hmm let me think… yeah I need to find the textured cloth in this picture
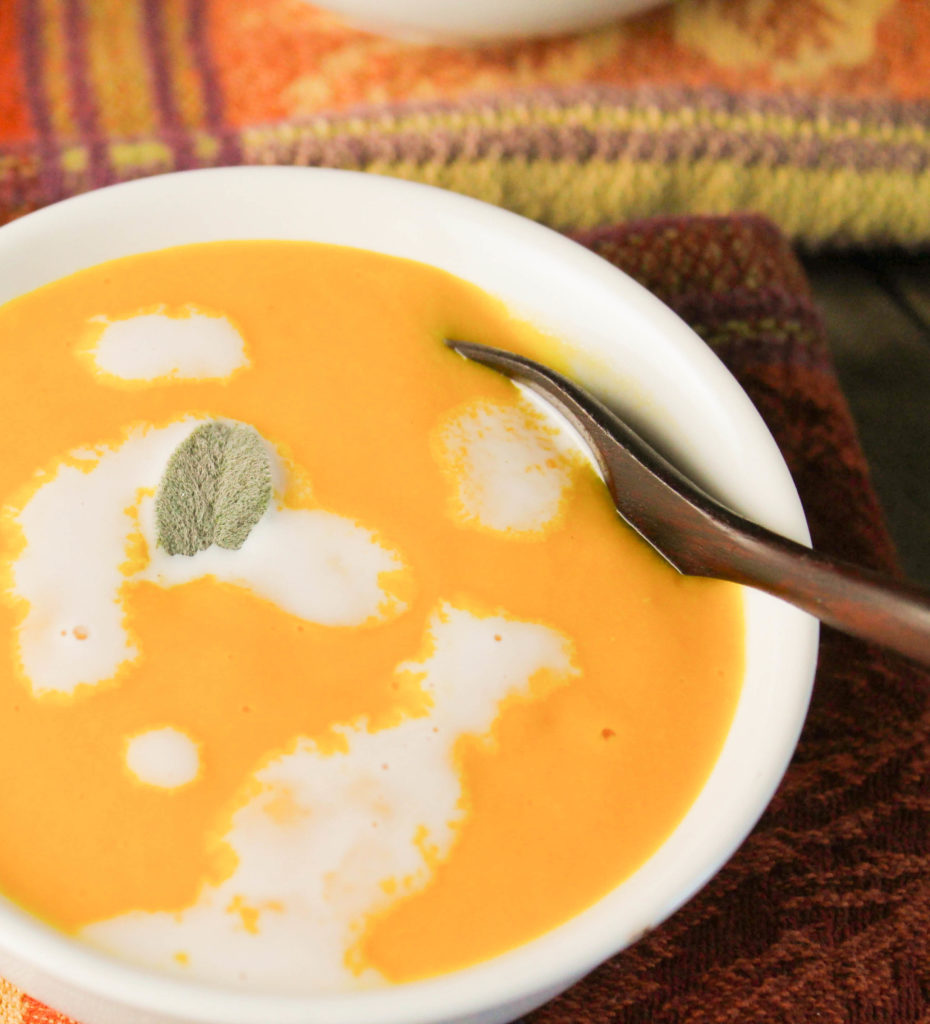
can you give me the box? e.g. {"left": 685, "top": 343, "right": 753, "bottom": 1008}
{"left": 1, "top": 213, "right": 928, "bottom": 1023}
{"left": 1, "top": 0, "right": 930, "bottom": 247}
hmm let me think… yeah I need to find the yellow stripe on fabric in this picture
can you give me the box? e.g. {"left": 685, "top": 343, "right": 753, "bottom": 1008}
{"left": 37, "top": 0, "right": 74, "bottom": 139}
{"left": 10, "top": 128, "right": 930, "bottom": 248}
{"left": 426, "top": 160, "right": 930, "bottom": 246}
{"left": 245, "top": 100, "right": 930, "bottom": 153}
{"left": 240, "top": 130, "right": 930, "bottom": 247}
{"left": 575, "top": 104, "right": 930, "bottom": 148}
{"left": 0, "top": 977, "right": 23, "bottom": 1024}
{"left": 84, "top": 0, "right": 158, "bottom": 138}
{"left": 109, "top": 139, "right": 175, "bottom": 173}
{"left": 59, "top": 145, "right": 87, "bottom": 173}
{"left": 16, "top": 139, "right": 174, "bottom": 196}
{"left": 192, "top": 132, "right": 223, "bottom": 161}
{"left": 161, "top": 0, "right": 208, "bottom": 130}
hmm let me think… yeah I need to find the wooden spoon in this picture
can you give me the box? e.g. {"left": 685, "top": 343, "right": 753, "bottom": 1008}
{"left": 447, "top": 339, "right": 930, "bottom": 666}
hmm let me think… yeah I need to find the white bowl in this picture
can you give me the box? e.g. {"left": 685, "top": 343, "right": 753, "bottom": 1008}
{"left": 304, "top": 0, "right": 665, "bottom": 43}
{"left": 0, "top": 168, "right": 818, "bottom": 1024}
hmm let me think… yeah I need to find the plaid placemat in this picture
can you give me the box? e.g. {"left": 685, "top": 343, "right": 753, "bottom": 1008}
{"left": 1, "top": 0, "right": 930, "bottom": 247}
{"left": 1, "top": 212, "right": 927, "bottom": 1023}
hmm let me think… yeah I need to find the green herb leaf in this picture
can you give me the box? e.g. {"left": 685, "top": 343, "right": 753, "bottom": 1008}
{"left": 155, "top": 421, "right": 273, "bottom": 556}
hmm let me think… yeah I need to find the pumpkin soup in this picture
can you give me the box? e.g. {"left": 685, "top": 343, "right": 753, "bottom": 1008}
{"left": 0, "top": 241, "right": 743, "bottom": 991}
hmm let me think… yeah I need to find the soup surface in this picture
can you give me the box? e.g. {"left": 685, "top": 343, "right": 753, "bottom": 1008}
{"left": 0, "top": 241, "right": 743, "bottom": 992}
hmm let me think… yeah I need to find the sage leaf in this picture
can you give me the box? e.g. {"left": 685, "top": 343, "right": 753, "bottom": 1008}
{"left": 155, "top": 421, "right": 273, "bottom": 556}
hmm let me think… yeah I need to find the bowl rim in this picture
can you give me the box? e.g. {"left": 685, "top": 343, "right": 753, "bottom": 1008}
{"left": 0, "top": 167, "right": 819, "bottom": 1024}
{"left": 303, "top": 0, "right": 664, "bottom": 43}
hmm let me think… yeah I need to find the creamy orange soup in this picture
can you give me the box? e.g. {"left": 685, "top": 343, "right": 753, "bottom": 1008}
{"left": 0, "top": 241, "right": 743, "bottom": 991}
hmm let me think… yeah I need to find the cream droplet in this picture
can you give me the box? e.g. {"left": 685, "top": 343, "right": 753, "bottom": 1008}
{"left": 85, "top": 309, "right": 249, "bottom": 382}
{"left": 125, "top": 727, "right": 201, "bottom": 789}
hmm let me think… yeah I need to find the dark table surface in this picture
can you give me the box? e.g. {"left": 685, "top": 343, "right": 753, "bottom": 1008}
{"left": 804, "top": 252, "right": 930, "bottom": 587}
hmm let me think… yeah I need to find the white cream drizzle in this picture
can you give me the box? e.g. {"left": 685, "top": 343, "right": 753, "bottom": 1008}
{"left": 81, "top": 604, "right": 577, "bottom": 992}
{"left": 81, "top": 308, "right": 250, "bottom": 383}
{"left": 7, "top": 419, "right": 408, "bottom": 696}
{"left": 2, "top": 333, "right": 592, "bottom": 991}
{"left": 433, "top": 397, "right": 577, "bottom": 535}
{"left": 125, "top": 727, "right": 201, "bottom": 789}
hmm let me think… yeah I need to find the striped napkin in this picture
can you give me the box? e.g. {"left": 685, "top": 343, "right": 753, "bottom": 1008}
{"left": 1, "top": 0, "right": 929, "bottom": 247}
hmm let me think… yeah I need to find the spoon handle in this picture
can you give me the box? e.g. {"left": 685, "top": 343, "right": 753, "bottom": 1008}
{"left": 446, "top": 339, "right": 930, "bottom": 666}
{"left": 718, "top": 525, "right": 930, "bottom": 664}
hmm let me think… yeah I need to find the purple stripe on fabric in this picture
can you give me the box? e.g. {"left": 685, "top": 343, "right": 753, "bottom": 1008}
{"left": 17, "top": 0, "right": 62, "bottom": 199}
{"left": 283, "top": 83, "right": 930, "bottom": 149}
{"left": 141, "top": 0, "right": 193, "bottom": 168}
{"left": 333, "top": 83, "right": 930, "bottom": 135}
{"left": 62, "top": 0, "right": 110, "bottom": 186}
{"left": 186, "top": 0, "right": 239, "bottom": 165}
